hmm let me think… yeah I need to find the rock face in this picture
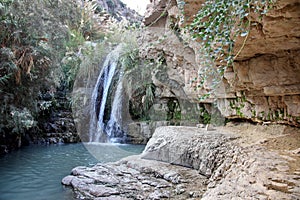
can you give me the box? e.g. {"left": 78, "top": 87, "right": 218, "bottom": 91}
{"left": 120, "top": 52, "right": 201, "bottom": 144}
{"left": 141, "top": 126, "right": 237, "bottom": 177}
{"left": 96, "top": 0, "right": 142, "bottom": 22}
{"left": 139, "top": 0, "right": 300, "bottom": 126}
{"left": 38, "top": 86, "right": 80, "bottom": 144}
{"left": 126, "top": 121, "right": 169, "bottom": 144}
{"left": 222, "top": 0, "right": 300, "bottom": 125}
{"left": 62, "top": 125, "right": 300, "bottom": 199}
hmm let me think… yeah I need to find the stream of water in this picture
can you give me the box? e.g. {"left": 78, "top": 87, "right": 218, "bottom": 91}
{"left": 0, "top": 143, "right": 145, "bottom": 200}
{"left": 88, "top": 44, "right": 129, "bottom": 143}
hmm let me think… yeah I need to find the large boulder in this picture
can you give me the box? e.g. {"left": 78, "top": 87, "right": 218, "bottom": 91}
{"left": 63, "top": 125, "right": 300, "bottom": 199}
{"left": 141, "top": 126, "right": 237, "bottom": 177}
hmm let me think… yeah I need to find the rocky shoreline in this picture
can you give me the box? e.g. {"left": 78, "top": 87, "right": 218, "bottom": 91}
{"left": 62, "top": 124, "right": 300, "bottom": 199}
{"left": 62, "top": 155, "right": 208, "bottom": 200}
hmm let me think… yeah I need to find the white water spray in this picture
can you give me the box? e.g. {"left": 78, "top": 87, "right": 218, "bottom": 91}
{"left": 89, "top": 45, "right": 125, "bottom": 142}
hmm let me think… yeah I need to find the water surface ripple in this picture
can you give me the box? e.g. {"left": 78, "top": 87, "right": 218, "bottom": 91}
{"left": 0, "top": 143, "right": 144, "bottom": 200}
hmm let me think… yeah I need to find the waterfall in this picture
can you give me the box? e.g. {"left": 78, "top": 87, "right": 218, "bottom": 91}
{"left": 89, "top": 44, "right": 125, "bottom": 143}
{"left": 105, "top": 67, "right": 125, "bottom": 143}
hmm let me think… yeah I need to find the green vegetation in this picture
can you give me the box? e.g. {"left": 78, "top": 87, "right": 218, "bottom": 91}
{"left": 199, "top": 106, "right": 211, "bottom": 124}
{"left": 120, "top": 47, "right": 140, "bottom": 72}
{"left": 185, "top": 0, "right": 275, "bottom": 98}
{"left": 229, "top": 97, "right": 246, "bottom": 118}
{"left": 0, "top": 0, "right": 76, "bottom": 139}
{"left": 128, "top": 82, "right": 156, "bottom": 121}
{"left": 0, "top": 0, "right": 138, "bottom": 150}
{"left": 167, "top": 99, "right": 181, "bottom": 121}
{"left": 144, "top": 83, "right": 156, "bottom": 111}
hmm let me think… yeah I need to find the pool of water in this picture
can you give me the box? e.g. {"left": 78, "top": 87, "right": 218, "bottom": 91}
{"left": 0, "top": 143, "right": 145, "bottom": 200}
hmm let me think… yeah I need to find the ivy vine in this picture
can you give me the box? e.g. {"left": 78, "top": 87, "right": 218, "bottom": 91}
{"left": 185, "top": 0, "right": 275, "bottom": 98}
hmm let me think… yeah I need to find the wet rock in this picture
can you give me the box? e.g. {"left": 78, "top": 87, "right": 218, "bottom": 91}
{"left": 38, "top": 85, "right": 80, "bottom": 145}
{"left": 62, "top": 175, "right": 74, "bottom": 185}
{"left": 0, "top": 145, "right": 8, "bottom": 155}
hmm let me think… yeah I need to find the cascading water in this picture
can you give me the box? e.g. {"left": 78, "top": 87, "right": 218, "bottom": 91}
{"left": 105, "top": 67, "right": 125, "bottom": 143}
{"left": 89, "top": 44, "right": 126, "bottom": 143}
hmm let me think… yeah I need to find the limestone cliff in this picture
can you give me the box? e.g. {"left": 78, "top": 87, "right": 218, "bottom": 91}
{"left": 96, "top": 0, "right": 142, "bottom": 22}
{"left": 139, "top": 0, "right": 300, "bottom": 126}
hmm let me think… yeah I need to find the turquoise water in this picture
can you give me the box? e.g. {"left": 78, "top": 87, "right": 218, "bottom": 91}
{"left": 0, "top": 143, "right": 145, "bottom": 200}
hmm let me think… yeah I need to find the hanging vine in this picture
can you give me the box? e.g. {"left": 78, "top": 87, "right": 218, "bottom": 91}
{"left": 185, "top": 0, "right": 275, "bottom": 97}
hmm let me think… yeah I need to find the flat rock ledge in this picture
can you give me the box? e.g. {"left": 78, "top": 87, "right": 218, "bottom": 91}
{"left": 62, "top": 155, "right": 207, "bottom": 200}
{"left": 62, "top": 126, "right": 300, "bottom": 199}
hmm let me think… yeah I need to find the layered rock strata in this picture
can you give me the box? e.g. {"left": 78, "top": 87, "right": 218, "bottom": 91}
{"left": 139, "top": 0, "right": 300, "bottom": 126}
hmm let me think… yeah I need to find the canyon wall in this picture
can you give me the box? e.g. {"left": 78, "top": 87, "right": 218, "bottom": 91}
{"left": 139, "top": 0, "right": 300, "bottom": 126}
{"left": 96, "top": 0, "right": 142, "bottom": 22}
